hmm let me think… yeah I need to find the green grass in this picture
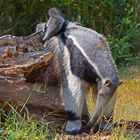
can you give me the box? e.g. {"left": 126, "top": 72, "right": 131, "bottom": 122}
{"left": 0, "top": 102, "right": 65, "bottom": 140}
{"left": 0, "top": 109, "right": 136, "bottom": 140}
{"left": 0, "top": 109, "right": 48, "bottom": 140}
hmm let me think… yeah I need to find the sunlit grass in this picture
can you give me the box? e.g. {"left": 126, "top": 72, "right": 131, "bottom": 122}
{"left": 87, "top": 68, "right": 140, "bottom": 121}
{"left": 114, "top": 79, "right": 140, "bottom": 121}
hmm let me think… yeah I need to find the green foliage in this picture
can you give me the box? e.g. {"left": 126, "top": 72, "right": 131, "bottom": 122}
{"left": 0, "top": 0, "right": 139, "bottom": 66}
{"left": 110, "top": 37, "right": 134, "bottom": 65}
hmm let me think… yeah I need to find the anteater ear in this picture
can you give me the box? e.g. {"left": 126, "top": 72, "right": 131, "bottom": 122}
{"left": 104, "top": 79, "right": 111, "bottom": 86}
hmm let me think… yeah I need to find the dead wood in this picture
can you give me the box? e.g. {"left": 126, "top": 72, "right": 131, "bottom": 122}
{"left": 0, "top": 31, "right": 66, "bottom": 128}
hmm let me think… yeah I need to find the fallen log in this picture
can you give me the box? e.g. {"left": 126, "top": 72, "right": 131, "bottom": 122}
{"left": 0, "top": 30, "right": 67, "bottom": 130}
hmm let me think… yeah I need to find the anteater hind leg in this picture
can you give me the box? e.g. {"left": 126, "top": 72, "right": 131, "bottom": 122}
{"left": 81, "top": 83, "right": 91, "bottom": 123}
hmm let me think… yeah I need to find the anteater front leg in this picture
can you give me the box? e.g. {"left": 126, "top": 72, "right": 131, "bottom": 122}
{"left": 62, "top": 73, "right": 84, "bottom": 135}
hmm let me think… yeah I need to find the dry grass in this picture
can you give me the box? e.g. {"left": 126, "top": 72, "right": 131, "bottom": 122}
{"left": 86, "top": 67, "right": 140, "bottom": 121}
{"left": 114, "top": 79, "right": 140, "bottom": 121}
